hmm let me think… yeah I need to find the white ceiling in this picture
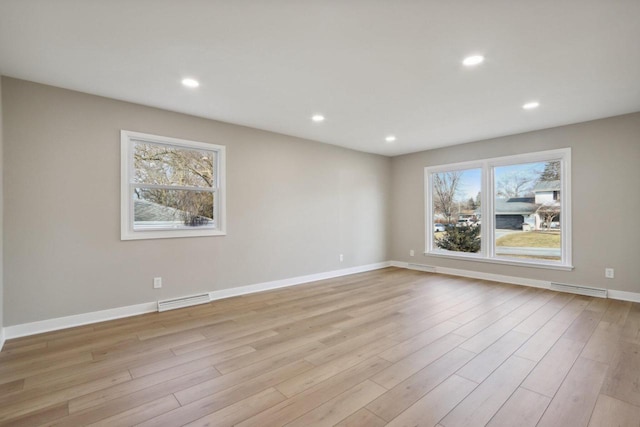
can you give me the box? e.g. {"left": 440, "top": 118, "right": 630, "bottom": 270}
{"left": 1, "top": 0, "right": 639, "bottom": 156}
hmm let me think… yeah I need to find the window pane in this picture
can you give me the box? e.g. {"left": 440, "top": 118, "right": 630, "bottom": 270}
{"left": 494, "top": 160, "right": 561, "bottom": 261}
{"left": 432, "top": 168, "right": 481, "bottom": 253}
{"left": 133, "top": 188, "right": 214, "bottom": 230}
{"left": 133, "top": 142, "right": 215, "bottom": 188}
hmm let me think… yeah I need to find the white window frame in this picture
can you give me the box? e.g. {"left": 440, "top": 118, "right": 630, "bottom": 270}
{"left": 425, "top": 148, "right": 572, "bottom": 271}
{"left": 121, "top": 130, "right": 226, "bottom": 240}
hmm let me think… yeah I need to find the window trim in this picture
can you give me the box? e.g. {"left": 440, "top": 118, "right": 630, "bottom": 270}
{"left": 120, "top": 130, "right": 227, "bottom": 240}
{"left": 424, "top": 148, "right": 572, "bottom": 270}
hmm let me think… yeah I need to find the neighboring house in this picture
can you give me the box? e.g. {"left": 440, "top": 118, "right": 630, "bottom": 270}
{"left": 134, "top": 198, "right": 183, "bottom": 222}
{"left": 494, "top": 197, "right": 539, "bottom": 229}
{"left": 492, "top": 180, "right": 561, "bottom": 230}
{"left": 533, "top": 180, "right": 560, "bottom": 204}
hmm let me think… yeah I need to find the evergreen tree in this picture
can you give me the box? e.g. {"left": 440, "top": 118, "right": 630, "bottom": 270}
{"left": 436, "top": 225, "right": 481, "bottom": 253}
{"left": 539, "top": 161, "right": 561, "bottom": 182}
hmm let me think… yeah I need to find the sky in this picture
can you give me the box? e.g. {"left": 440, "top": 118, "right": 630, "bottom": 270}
{"left": 454, "top": 161, "right": 545, "bottom": 200}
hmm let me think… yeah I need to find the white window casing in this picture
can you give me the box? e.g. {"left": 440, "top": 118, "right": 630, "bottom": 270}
{"left": 121, "top": 130, "right": 226, "bottom": 240}
{"left": 425, "top": 148, "right": 572, "bottom": 270}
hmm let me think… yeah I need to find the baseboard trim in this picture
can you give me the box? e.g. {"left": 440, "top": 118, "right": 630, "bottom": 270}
{"left": 2, "top": 261, "right": 391, "bottom": 341}
{"left": 607, "top": 289, "right": 640, "bottom": 303}
{"left": 208, "top": 261, "right": 390, "bottom": 302}
{"left": 3, "top": 302, "right": 158, "bottom": 341}
{"left": 391, "top": 260, "right": 640, "bottom": 303}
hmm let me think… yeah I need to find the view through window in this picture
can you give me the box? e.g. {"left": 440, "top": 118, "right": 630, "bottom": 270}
{"left": 426, "top": 149, "right": 571, "bottom": 269}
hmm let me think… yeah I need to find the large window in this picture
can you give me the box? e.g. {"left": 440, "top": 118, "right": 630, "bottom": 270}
{"left": 121, "top": 131, "right": 226, "bottom": 240}
{"left": 425, "top": 148, "right": 571, "bottom": 270}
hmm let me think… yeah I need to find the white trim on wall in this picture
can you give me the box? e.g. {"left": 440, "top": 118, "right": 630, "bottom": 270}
{"left": 1, "top": 261, "right": 391, "bottom": 342}
{"left": 390, "top": 260, "right": 640, "bottom": 302}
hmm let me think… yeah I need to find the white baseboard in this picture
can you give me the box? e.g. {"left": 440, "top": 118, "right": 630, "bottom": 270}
{"left": 607, "top": 289, "right": 640, "bottom": 303}
{"left": 3, "top": 302, "right": 158, "bottom": 341}
{"left": 391, "top": 260, "right": 640, "bottom": 303}
{"left": 1, "top": 261, "right": 391, "bottom": 342}
{"left": 208, "top": 261, "right": 390, "bottom": 302}
{"left": 0, "top": 328, "right": 5, "bottom": 352}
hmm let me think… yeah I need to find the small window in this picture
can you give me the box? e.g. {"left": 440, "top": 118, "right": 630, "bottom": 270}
{"left": 121, "top": 130, "right": 226, "bottom": 240}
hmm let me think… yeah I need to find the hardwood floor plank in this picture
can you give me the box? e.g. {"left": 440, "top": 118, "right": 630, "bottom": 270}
{"left": 68, "top": 355, "right": 219, "bottom": 413}
{"left": 456, "top": 330, "right": 530, "bottom": 384}
{"left": 485, "top": 387, "right": 550, "bottom": 427}
{"left": 373, "top": 333, "right": 467, "bottom": 389}
{"left": 48, "top": 368, "right": 221, "bottom": 426}
{"left": 385, "top": 374, "right": 477, "bottom": 427}
{"left": 285, "top": 380, "right": 386, "bottom": 427}
{"left": 236, "top": 357, "right": 391, "bottom": 427}
{"left": 140, "top": 360, "right": 313, "bottom": 426}
{"left": 581, "top": 321, "right": 624, "bottom": 364}
{"left": 0, "top": 403, "right": 68, "bottom": 427}
{"left": 183, "top": 387, "right": 287, "bottom": 427}
{"left": 439, "top": 355, "right": 535, "bottom": 427}
{"left": 173, "top": 342, "right": 323, "bottom": 405}
{"left": 367, "top": 347, "right": 476, "bottom": 422}
{"left": 86, "top": 395, "right": 180, "bottom": 426}
{"left": 335, "top": 408, "right": 387, "bottom": 427}
{"left": 588, "top": 394, "right": 640, "bottom": 427}
{"left": 536, "top": 357, "right": 608, "bottom": 427}
{"left": 521, "top": 337, "right": 584, "bottom": 397}
{"left": 278, "top": 338, "right": 396, "bottom": 397}
{"left": 600, "top": 340, "right": 640, "bottom": 406}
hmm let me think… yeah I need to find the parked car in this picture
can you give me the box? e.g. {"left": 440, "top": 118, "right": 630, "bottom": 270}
{"left": 434, "top": 223, "right": 446, "bottom": 232}
{"left": 456, "top": 218, "right": 472, "bottom": 227}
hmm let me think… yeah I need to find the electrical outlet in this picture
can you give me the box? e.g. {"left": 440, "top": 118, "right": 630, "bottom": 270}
{"left": 339, "top": 254, "right": 344, "bottom": 262}
{"left": 153, "top": 277, "right": 162, "bottom": 288}
{"left": 409, "top": 250, "right": 415, "bottom": 256}
{"left": 605, "top": 268, "right": 614, "bottom": 279}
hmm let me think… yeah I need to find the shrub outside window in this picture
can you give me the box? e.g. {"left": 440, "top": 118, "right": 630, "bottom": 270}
{"left": 121, "top": 130, "right": 226, "bottom": 240}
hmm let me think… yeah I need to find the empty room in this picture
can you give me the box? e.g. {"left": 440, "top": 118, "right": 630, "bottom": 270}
{"left": 0, "top": 1, "right": 639, "bottom": 426}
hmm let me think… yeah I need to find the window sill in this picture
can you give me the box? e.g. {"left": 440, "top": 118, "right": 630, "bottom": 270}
{"left": 423, "top": 251, "right": 574, "bottom": 271}
{"left": 121, "top": 229, "right": 227, "bottom": 241}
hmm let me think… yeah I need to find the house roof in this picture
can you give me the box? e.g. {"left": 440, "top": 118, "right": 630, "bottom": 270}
{"left": 495, "top": 198, "right": 538, "bottom": 215}
{"left": 134, "top": 199, "right": 182, "bottom": 221}
{"left": 533, "top": 180, "right": 560, "bottom": 192}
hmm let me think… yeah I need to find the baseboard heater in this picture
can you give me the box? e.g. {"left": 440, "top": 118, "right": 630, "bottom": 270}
{"left": 550, "top": 282, "right": 607, "bottom": 298}
{"left": 157, "top": 293, "right": 211, "bottom": 312}
{"left": 407, "top": 263, "right": 437, "bottom": 273}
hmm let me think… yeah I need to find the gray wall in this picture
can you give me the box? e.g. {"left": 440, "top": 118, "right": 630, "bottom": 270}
{"left": 390, "top": 112, "right": 640, "bottom": 293}
{"left": 2, "top": 77, "right": 391, "bottom": 326}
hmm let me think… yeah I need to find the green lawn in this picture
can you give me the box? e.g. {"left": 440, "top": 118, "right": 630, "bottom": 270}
{"left": 496, "top": 231, "right": 560, "bottom": 248}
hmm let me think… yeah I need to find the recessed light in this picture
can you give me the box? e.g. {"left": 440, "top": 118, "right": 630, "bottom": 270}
{"left": 462, "top": 55, "right": 484, "bottom": 67}
{"left": 522, "top": 101, "right": 540, "bottom": 110}
{"left": 385, "top": 135, "right": 397, "bottom": 143}
{"left": 181, "top": 78, "right": 200, "bottom": 88}
{"left": 311, "top": 114, "right": 325, "bottom": 123}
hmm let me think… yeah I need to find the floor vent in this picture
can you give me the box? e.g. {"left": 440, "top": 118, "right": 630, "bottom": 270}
{"left": 157, "top": 293, "right": 211, "bottom": 312}
{"left": 407, "top": 263, "right": 437, "bottom": 273}
{"left": 550, "top": 282, "right": 607, "bottom": 298}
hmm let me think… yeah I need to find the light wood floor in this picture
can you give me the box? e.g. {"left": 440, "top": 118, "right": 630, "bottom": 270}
{"left": 1, "top": 268, "right": 640, "bottom": 426}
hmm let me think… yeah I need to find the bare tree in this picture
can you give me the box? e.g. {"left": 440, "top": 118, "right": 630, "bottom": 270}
{"left": 496, "top": 170, "right": 536, "bottom": 198}
{"left": 536, "top": 201, "right": 560, "bottom": 230}
{"left": 433, "top": 171, "right": 463, "bottom": 222}
{"left": 134, "top": 143, "right": 215, "bottom": 223}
